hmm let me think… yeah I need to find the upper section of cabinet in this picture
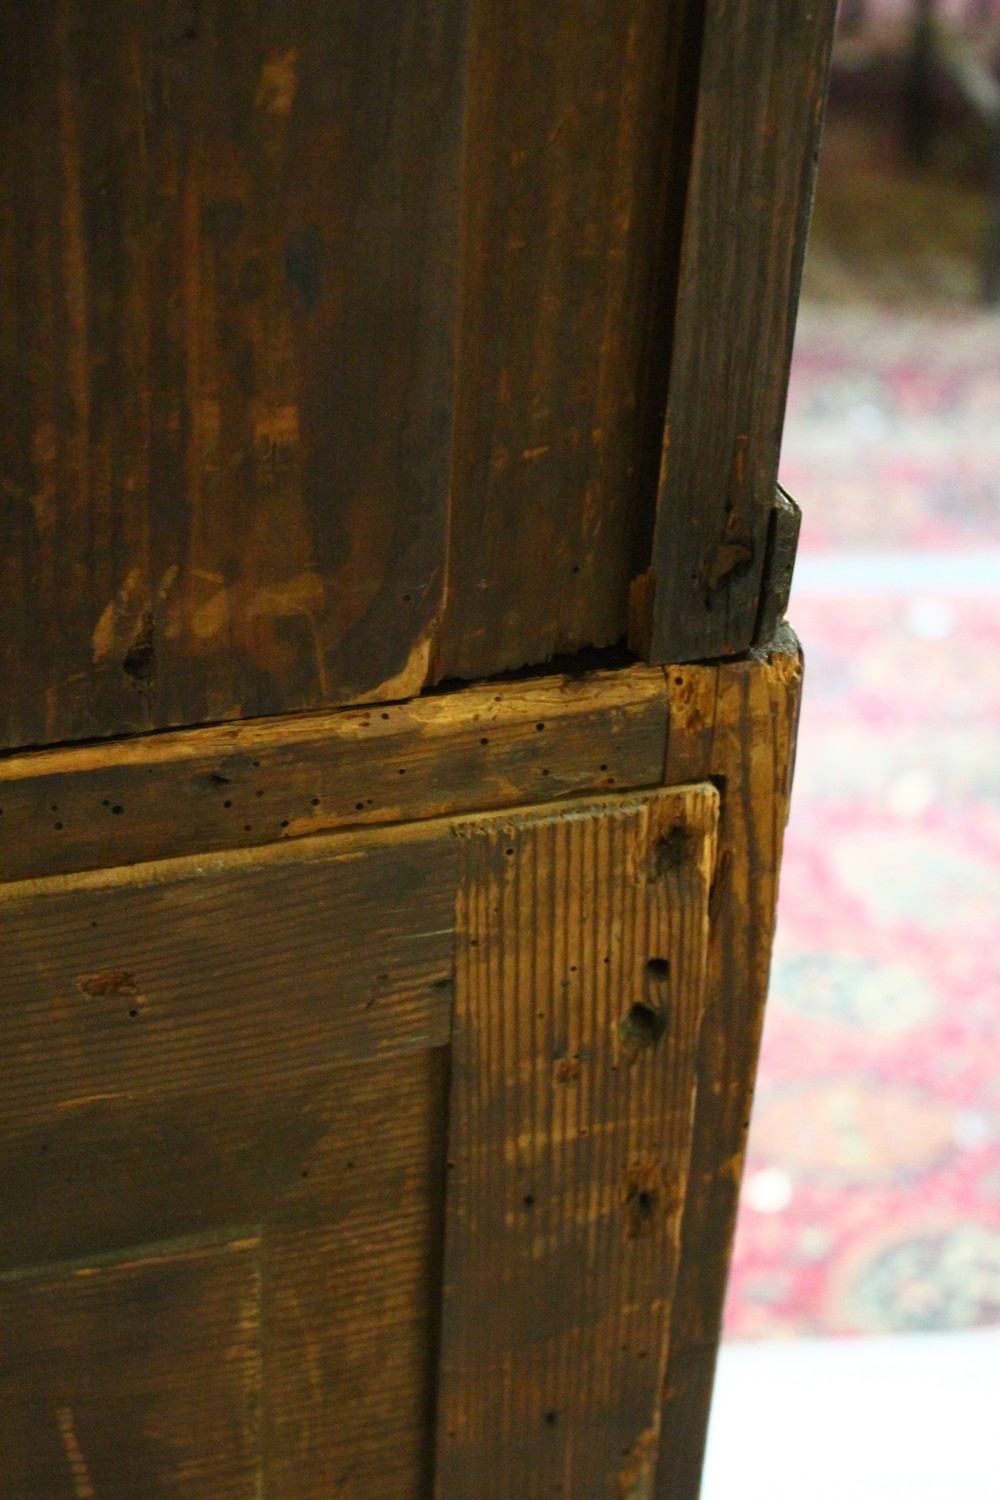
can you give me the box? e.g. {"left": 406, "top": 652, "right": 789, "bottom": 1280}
{"left": 0, "top": 0, "right": 834, "bottom": 750}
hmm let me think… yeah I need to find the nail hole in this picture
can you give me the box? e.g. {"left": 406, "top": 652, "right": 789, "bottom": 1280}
{"left": 311, "top": 797, "right": 320, "bottom": 806}
{"left": 619, "top": 1001, "right": 665, "bottom": 1052}
{"left": 646, "top": 957, "right": 670, "bottom": 982}
{"left": 523, "top": 1194, "right": 535, "bottom": 1208}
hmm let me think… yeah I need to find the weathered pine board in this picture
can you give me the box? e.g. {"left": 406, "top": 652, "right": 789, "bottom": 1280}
{"left": 655, "top": 626, "right": 802, "bottom": 1499}
{"left": 0, "top": 1238, "right": 263, "bottom": 1500}
{"left": 435, "top": 785, "right": 718, "bottom": 1498}
{"left": 630, "top": 0, "right": 836, "bottom": 664}
{"left": 0, "top": 666, "right": 668, "bottom": 882}
{"left": 262, "top": 1048, "right": 450, "bottom": 1499}
{"left": 0, "top": 820, "right": 455, "bottom": 1122}
{"left": 0, "top": 1048, "right": 450, "bottom": 1500}
{"left": 0, "top": 1, "right": 831, "bottom": 752}
{"left": 0, "top": 0, "right": 468, "bottom": 749}
{"left": 0, "top": 640, "right": 803, "bottom": 1496}
{"left": 432, "top": 0, "right": 692, "bottom": 683}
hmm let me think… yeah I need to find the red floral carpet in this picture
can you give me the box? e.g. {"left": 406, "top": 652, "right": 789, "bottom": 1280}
{"left": 724, "top": 302, "right": 1000, "bottom": 1338}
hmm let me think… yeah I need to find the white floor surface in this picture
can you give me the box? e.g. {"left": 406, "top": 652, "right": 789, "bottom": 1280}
{"left": 702, "top": 1327, "right": 1000, "bottom": 1499}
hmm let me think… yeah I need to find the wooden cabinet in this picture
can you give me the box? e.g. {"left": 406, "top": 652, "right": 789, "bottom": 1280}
{"left": 0, "top": 2, "right": 832, "bottom": 1495}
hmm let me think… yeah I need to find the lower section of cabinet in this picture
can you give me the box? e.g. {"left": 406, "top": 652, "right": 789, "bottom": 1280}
{"left": 0, "top": 628, "right": 801, "bottom": 1499}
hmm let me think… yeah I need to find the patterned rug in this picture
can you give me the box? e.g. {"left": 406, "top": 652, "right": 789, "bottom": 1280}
{"left": 724, "top": 292, "right": 1000, "bottom": 1337}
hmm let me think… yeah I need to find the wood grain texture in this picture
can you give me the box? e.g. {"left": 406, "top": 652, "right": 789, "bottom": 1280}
{"left": 655, "top": 626, "right": 803, "bottom": 1499}
{"left": 0, "top": 645, "right": 802, "bottom": 1493}
{"left": 0, "top": 1237, "right": 263, "bottom": 1499}
{"left": 264, "top": 1050, "right": 449, "bottom": 1499}
{"left": 0, "top": 0, "right": 467, "bottom": 750}
{"left": 0, "top": 821, "right": 456, "bottom": 1122}
{"left": 0, "top": 665, "right": 668, "bottom": 882}
{"left": 432, "top": 0, "right": 690, "bottom": 682}
{"left": 435, "top": 785, "right": 718, "bottom": 1499}
{"left": 0, "top": 994, "right": 449, "bottom": 1495}
{"left": 631, "top": 0, "right": 836, "bottom": 663}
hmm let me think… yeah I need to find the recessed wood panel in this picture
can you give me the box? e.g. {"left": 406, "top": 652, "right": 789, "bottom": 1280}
{"left": 0, "top": 1238, "right": 263, "bottom": 1499}
{"left": 264, "top": 1055, "right": 449, "bottom": 1498}
{"left": 0, "top": 821, "right": 456, "bottom": 1122}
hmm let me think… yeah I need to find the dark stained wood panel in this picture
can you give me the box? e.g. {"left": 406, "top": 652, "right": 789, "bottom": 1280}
{"left": 0, "top": 1044, "right": 449, "bottom": 1497}
{"left": 632, "top": 0, "right": 836, "bottom": 663}
{"left": 0, "top": 821, "right": 456, "bottom": 1122}
{"left": 0, "top": 665, "right": 668, "bottom": 882}
{"left": 435, "top": 785, "right": 717, "bottom": 1497}
{"left": 433, "top": 0, "right": 690, "bottom": 682}
{"left": 264, "top": 1051, "right": 450, "bottom": 1498}
{"left": 0, "top": 0, "right": 468, "bottom": 750}
{"left": 0, "top": 1238, "right": 263, "bottom": 1499}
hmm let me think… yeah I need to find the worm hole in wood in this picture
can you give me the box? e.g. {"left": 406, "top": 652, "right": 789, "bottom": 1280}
{"left": 122, "top": 611, "right": 155, "bottom": 691}
{"left": 654, "top": 823, "right": 693, "bottom": 875}
{"left": 618, "top": 1001, "right": 665, "bottom": 1058}
{"left": 645, "top": 957, "right": 670, "bottom": 983}
{"left": 622, "top": 1161, "right": 665, "bottom": 1240}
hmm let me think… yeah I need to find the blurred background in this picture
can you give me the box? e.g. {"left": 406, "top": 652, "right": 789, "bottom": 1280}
{"left": 703, "top": 2, "right": 1000, "bottom": 1494}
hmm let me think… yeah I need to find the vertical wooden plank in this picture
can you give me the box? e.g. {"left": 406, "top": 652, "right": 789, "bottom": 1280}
{"left": 655, "top": 628, "right": 802, "bottom": 1499}
{"left": 631, "top": 0, "right": 836, "bottom": 664}
{"left": 0, "top": 0, "right": 468, "bottom": 750}
{"left": 433, "top": 0, "right": 691, "bottom": 682}
{"left": 435, "top": 785, "right": 718, "bottom": 1498}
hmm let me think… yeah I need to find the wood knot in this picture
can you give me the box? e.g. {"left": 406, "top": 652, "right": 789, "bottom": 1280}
{"left": 76, "top": 971, "right": 138, "bottom": 998}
